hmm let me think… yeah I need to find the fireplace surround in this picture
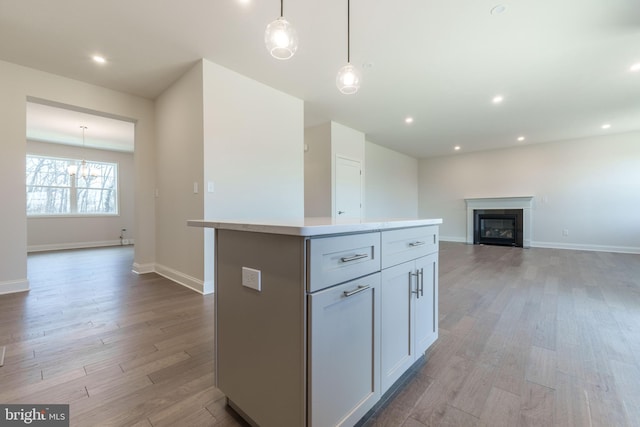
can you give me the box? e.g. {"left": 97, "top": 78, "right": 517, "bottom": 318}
{"left": 464, "top": 196, "right": 534, "bottom": 248}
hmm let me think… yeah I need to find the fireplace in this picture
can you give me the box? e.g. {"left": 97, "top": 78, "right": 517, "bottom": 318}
{"left": 464, "top": 197, "right": 534, "bottom": 248}
{"left": 473, "top": 210, "right": 523, "bottom": 247}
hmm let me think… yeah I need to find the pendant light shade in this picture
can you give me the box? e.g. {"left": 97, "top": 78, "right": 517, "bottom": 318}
{"left": 336, "top": 0, "right": 360, "bottom": 94}
{"left": 336, "top": 63, "right": 361, "bottom": 95}
{"left": 265, "top": 1, "right": 298, "bottom": 60}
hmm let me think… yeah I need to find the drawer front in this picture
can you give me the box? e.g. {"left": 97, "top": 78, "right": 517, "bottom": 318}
{"left": 308, "top": 232, "right": 381, "bottom": 292}
{"left": 381, "top": 226, "right": 438, "bottom": 269}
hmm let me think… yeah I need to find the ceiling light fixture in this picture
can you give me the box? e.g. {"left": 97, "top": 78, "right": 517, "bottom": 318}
{"left": 68, "top": 126, "right": 96, "bottom": 178}
{"left": 490, "top": 5, "right": 507, "bottom": 15}
{"left": 517, "top": 136, "right": 525, "bottom": 142}
{"left": 601, "top": 123, "right": 611, "bottom": 129}
{"left": 492, "top": 95, "right": 504, "bottom": 104}
{"left": 264, "top": 0, "right": 298, "bottom": 60}
{"left": 630, "top": 63, "right": 640, "bottom": 72}
{"left": 405, "top": 117, "right": 414, "bottom": 124}
{"left": 454, "top": 146, "right": 461, "bottom": 151}
{"left": 336, "top": 0, "right": 361, "bottom": 95}
{"left": 92, "top": 55, "right": 106, "bottom": 64}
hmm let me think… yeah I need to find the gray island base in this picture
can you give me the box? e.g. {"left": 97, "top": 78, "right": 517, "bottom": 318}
{"left": 188, "top": 218, "right": 442, "bottom": 427}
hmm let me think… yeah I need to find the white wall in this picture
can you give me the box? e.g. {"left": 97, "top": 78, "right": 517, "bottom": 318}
{"left": 203, "top": 59, "right": 304, "bottom": 221}
{"left": 153, "top": 59, "right": 304, "bottom": 294}
{"left": 0, "top": 59, "right": 155, "bottom": 295}
{"left": 203, "top": 59, "right": 304, "bottom": 293}
{"left": 418, "top": 132, "right": 640, "bottom": 253}
{"left": 154, "top": 61, "right": 205, "bottom": 292}
{"left": 304, "top": 123, "right": 332, "bottom": 217}
{"left": 365, "top": 141, "right": 418, "bottom": 218}
{"left": 26, "top": 140, "right": 135, "bottom": 251}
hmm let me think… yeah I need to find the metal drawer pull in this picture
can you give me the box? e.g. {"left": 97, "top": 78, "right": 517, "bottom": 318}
{"left": 409, "top": 241, "right": 425, "bottom": 247}
{"left": 343, "top": 285, "right": 370, "bottom": 297}
{"left": 419, "top": 268, "right": 424, "bottom": 297}
{"left": 340, "top": 253, "right": 368, "bottom": 263}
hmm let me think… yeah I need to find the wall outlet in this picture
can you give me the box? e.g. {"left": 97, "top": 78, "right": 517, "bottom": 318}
{"left": 562, "top": 229, "right": 569, "bottom": 237}
{"left": 242, "top": 267, "right": 261, "bottom": 291}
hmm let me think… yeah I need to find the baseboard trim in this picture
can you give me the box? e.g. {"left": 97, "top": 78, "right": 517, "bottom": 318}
{"left": 28, "top": 240, "right": 133, "bottom": 253}
{"left": 0, "top": 278, "right": 29, "bottom": 295}
{"left": 531, "top": 241, "right": 640, "bottom": 254}
{"left": 132, "top": 262, "right": 155, "bottom": 275}
{"left": 439, "top": 236, "right": 466, "bottom": 243}
{"left": 155, "top": 263, "right": 205, "bottom": 294}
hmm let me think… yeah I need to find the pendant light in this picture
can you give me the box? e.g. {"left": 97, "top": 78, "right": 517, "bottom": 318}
{"left": 265, "top": 0, "right": 298, "bottom": 60}
{"left": 336, "top": 0, "right": 361, "bottom": 94}
{"left": 68, "top": 126, "right": 94, "bottom": 178}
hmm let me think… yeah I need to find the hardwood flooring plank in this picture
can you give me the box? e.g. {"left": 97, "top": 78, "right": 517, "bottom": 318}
{"left": 519, "top": 381, "right": 555, "bottom": 427}
{"left": 525, "top": 345, "right": 557, "bottom": 389}
{"left": 477, "top": 386, "right": 520, "bottom": 427}
{"left": 0, "top": 243, "right": 637, "bottom": 426}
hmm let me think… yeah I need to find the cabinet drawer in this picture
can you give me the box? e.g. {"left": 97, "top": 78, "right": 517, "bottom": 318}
{"left": 381, "top": 226, "right": 438, "bottom": 269}
{"left": 308, "top": 232, "right": 381, "bottom": 292}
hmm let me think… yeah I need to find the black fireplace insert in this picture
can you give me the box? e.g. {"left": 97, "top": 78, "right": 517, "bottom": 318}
{"left": 473, "top": 209, "right": 523, "bottom": 247}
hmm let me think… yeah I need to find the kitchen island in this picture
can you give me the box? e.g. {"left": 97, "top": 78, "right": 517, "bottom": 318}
{"left": 188, "top": 218, "right": 442, "bottom": 427}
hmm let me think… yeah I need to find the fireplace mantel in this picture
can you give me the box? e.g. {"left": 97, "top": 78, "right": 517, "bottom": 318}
{"left": 464, "top": 196, "right": 534, "bottom": 248}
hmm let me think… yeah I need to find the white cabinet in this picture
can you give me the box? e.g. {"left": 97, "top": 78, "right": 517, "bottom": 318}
{"left": 207, "top": 221, "right": 440, "bottom": 427}
{"left": 308, "top": 273, "right": 381, "bottom": 427}
{"left": 380, "top": 227, "right": 439, "bottom": 393}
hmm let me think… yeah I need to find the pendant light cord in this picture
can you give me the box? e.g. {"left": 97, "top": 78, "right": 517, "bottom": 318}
{"left": 280, "top": 0, "right": 284, "bottom": 17}
{"left": 347, "top": 0, "right": 351, "bottom": 63}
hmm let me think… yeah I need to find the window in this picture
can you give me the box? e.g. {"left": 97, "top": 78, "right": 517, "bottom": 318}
{"left": 26, "top": 155, "right": 118, "bottom": 216}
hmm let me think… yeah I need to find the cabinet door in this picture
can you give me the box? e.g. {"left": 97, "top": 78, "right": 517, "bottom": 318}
{"left": 414, "top": 253, "right": 438, "bottom": 355}
{"left": 380, "top": 261, "right": 416, "bottom": 393}
{"left": 308, "top": 273, "right": 380, "bottom": 427}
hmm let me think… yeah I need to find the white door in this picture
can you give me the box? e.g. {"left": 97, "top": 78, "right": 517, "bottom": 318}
{"left": 335, "top": 156, "right": 362, "bottom": 219}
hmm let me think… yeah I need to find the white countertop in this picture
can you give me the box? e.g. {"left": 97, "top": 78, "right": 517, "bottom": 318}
{"left": 187, "top": 217, "right": 442, "bottom": 237}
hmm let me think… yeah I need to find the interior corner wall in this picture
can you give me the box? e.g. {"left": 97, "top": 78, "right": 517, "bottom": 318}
{"left": 154, "top": 61, "right": 205, "bottom": 293}
{"left": 26, "top": 140, "right": 135, "bottom": 251}
{"left": 0, "top": 59, "right": 155, "bottom": 295}
{"left": 418, "top": 132, "right": 640, "bottom": 253}
{"left": 304, "top": 123, "right": 332, "bottom": 217}
{"left": 365, "top": 141, "right": 418, "bottom": 219}
{"left": 202, "top": 59, "right": 304, "bottom": 221}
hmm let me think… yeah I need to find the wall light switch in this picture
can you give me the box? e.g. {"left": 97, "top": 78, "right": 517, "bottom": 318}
{"left": 207, "top": 181, "right": 215, "bottom": 193}
{"left": 242, "top": 267, "right": 261, "bottom": 291}
{"left": 193, "top": 182, "right": 198, "bottom": 194}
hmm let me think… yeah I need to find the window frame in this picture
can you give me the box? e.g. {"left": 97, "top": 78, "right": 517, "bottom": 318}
{"left": 26, "top": 154, "right": 120, "bottom": 218}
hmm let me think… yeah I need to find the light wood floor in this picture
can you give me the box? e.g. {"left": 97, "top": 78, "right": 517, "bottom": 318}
{"left": 1, "top": 243, "right": 639, "bottom": 426}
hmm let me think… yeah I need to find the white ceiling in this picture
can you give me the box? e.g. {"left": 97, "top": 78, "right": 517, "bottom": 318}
{"left": 2, "top": 0, "right": 640, "bottom": 158}
{"left": 26, "top": 101, "right": 135, "bottom": 152}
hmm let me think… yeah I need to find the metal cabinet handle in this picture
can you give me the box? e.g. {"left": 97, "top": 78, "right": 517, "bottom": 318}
{"left": 410, "top": 271, "right": 420, "bottom": 299}
{"left": 419, "top": 268, "right": 424, "bottom": 297}
{"left": 409, "top": 241, "right": 425, "bottom": 247}
{"left": 343, "top": 285, "right": 370, "bottom": 297}
{"left": 340, "top": 254, "right": 368, "bottom": 263}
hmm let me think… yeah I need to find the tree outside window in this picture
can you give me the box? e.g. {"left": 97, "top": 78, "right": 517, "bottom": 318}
{"left": 26, "top": 155, "right": 118, "bottom": 216}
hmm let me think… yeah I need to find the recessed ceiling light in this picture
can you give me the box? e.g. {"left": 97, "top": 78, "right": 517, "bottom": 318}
{"left": 630, "top": 63, "right": 640, "bottom": 72}
{"left": 492, "top": 95, "right": 504, "bottom": 104}
{"left": 454, "top": 146, "right": 461, "bottom": 151}
{"left": 601, "top": 123, "right": 611, "bottom": 129}
{"left": 92, "top": 55, "right": 106, "bottom": 64}
{"left": 405, "top": 117, "right": 414, "bottom": 124}
{"left": 490, "top": 5, "right": 507, "bottom": 15}
{"left": 517, "top": 136, "right": 525, "bottom": 142}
